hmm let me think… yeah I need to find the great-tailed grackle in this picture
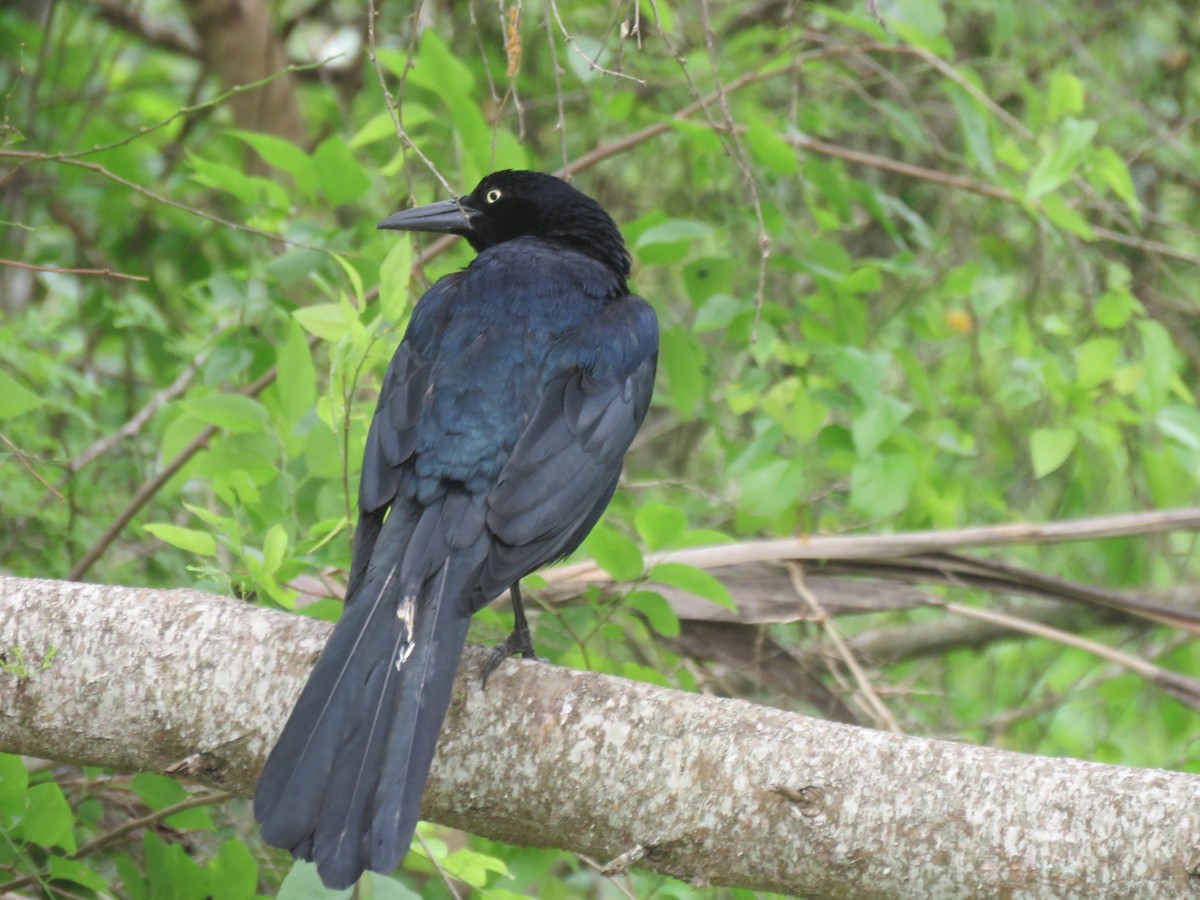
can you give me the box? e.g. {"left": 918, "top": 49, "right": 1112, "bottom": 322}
{"left": 254, "top": 170, "right": 658, "bottom": 888}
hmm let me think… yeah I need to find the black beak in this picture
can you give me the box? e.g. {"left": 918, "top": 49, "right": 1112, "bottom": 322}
{"left": 377, "top": 198, "right": 477, "bottom": 236}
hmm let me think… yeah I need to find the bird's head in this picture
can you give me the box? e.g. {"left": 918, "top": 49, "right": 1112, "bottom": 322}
{"left": 378, "top": 170, "right": 631, "bottom": 281}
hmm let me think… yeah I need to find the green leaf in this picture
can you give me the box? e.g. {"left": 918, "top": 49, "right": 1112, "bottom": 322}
{"left": 635, "top": 218, "right": 712, "bottom": 249}
{"left": 261, "top": 524, "right": 288, "bottom": 575}
{"left": 1046, "top": 70, "right": 1085, "bottom": 122}
{"left": 47, "top": 857, "right": 109, "bottom": 892}
{"left": 634, "top": 501, "right": 687, "bottom": 550}
{"left": 314, "top": 137, "right": 371, "bottom": 206}
{"left": 1040, "top": 193, "right": 1095, "bottom": 239}
{"left": 350, "top": 106, "right": 433, "bottom": 151}
{"left": 1094, "top": 288, "right": 1136, "bottom": 330}
{"left": 0, "top": 754, "right": 28, "bottom": 817}
{"left": 739, "top": 456, "right": 806, "bottom": 518}
{"left": 694, "top": 293, "right": 743, "bottom": 332}
{"left": 228, "top": 130, "right": 318, "bottom": 200}
{"left": 803, "top": 158, "right": 852, "bottom": 225}
{"left": 131, "top": 773, "right": 215, "bottom": 831}
{"left": 620, "top": 661, "right": 672, "bottom": 688}
{"left": 362, "top": 872, "right": 422, "bottom": 900}
{"left": 649, "top": 562, "right": 734, "bottom": 610}
{"left": 277, "top": 320, "right": 317, "bottom": 422}
{"left": 1074, "top": 338, "right": 1120, "bottom": 389}
{"left": 331, "top": 254, "right": 365, "bottom": 307}
{"left": 1026, "top": 118, "right": 1097, "bottom": 200}
{"left": 996, "top": 136, "right": 1031, "bottom": 172}
{"left": 1092, "top": 146, "right": 1141, "bottom": 223}
{"left": 626, "top": 589, "right": 681, "bottom": 636}
{"left": 348, "top": 110, "right": 397, "bottom": 150}
{"left": 795, "top": 237, "right": 853, "bottom": 280}
{"left": 659, "top": 326, "right": 706, "bottom": 417}
{"left": 182, "top": 502, "right": 240, "bottom": 541}
{"left": 582, "top": 525, "right": 644, "bottom": 582}
{"left": 143, "top": 524, "right": 216, "bottom": 557}
{"left": 0, "top": 370, "right": 43, "bottom": 418}
{"left": 850, "top": 454, "right": 916, "bottom": 519}
{"left": 391, "top": 30, "right": 475, "bottom": 92}
{"left": 1139, "top": 319, "right": 1176, "bottom": 407}
{"left": 1157, "top": 406, "right": 1200, "bottom": 453}
{"left": 746, "top": 119, "right": 798, "bottom": 175}
{"left": 885, "top": 0, "right": 946, "bottom": 38}
{"left": 24, "top": 783, "right": 75, "bottom": 852}
{"left": 440, "top": 848, "right": 509, "bottom": 888}
{"left": 946, "top": 84, "right": 996, "bottom": 177}
{"left": 143, "top": 831, "right": 205, "bottom": 898}
{"left": 116, "top": 854, "right": 147, "bottom": 900}
{"left": 852, "top": 395, "right": 913, "bottom": 457}
{"left": 294, "top": 302, "right": 351, "bottom": 341}
{"left": 187, "top": 153, "right": 288, "bottom": 209}
{"left": 130, "top": 773, "right": 185, "bottom": 809}
{"left": 831, "top": 347, "right": 892, "bottom": 402}
{"left": 209, "top": 839, "right": 258, "bottom": 900}
{"left": 379, "top": 237, "right": 414, "bottom": 322}
{"left": 1030, "top": 427, "right": 1077, "bottom": 478}
{"left": 183, "top": 394, "right": 270, "bottom": 434}
{"left": 400, "top": 32, "right": 490, "bottom": 178}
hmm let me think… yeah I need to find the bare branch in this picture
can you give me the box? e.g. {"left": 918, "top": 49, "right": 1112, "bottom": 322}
{"left": 3, "top": 576, "right": 1199, "bottom": 897}
{"left": 0, "top": 258, "right": 147, "bottom": 281}
{"left": 548, "top": 507, "right": 1200, "bottom": 585}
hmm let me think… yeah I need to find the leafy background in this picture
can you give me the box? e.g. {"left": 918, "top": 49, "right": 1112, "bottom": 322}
{"left": 2, "top": 0, "right": 1199, "bottom": 896}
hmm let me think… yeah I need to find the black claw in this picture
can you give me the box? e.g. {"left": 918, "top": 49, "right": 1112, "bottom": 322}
{"left": 480, "top": 582, "right": 538, "bottom": 689}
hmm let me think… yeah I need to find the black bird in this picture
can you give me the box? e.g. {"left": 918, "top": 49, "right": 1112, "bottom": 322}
{"left": 254, "top": 170, "right": 658, "bottom": 888}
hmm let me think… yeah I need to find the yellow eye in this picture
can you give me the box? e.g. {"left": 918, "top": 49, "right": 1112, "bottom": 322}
{"left": 485, "top": 188, "right": 502, "bottom": 203}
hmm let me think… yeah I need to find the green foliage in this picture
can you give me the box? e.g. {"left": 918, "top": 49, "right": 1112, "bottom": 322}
{"left": 2, "top": 0, "right": 1200, "bottom": 895}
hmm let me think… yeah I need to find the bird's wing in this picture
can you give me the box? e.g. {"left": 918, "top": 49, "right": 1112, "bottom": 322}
{"left": 481, "top": 295, "right": 658, "bottom": 602}
{"left": 358, "top": 275, "right": 461, "bottom": 515}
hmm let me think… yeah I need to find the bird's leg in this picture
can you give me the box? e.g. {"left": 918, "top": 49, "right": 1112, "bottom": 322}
{"left": 481, "top": 582, "right": 539, "bottom": 689}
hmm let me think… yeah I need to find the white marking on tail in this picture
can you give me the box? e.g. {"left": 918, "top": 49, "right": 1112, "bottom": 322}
{"left": 395, "top": 595, "right": 416, "bottom": 671}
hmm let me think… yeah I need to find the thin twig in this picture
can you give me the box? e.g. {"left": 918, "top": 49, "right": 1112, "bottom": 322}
{"left": 786, "top": 133, "right": 1200, "bottom": 267}
{"left": 0, "top": 433, "right": 64, "bottom": 501}
{"left": 0, "top": 258, "right": 147, "bottom": 281}
{"left": 547, "top": 0, "right": 645, "bottom": 84}
{"left": 366, "top": 0, "right": 456, "bottom": 197}
{"left": 66, "top": 347, "right": 211, "bottom": 475}
{"left": 67, "top": 424, "right": 218, "bottom": 581}
{"left": 544, "top": 3, "right": 570, "bottom": 175}
{"left": 696, "top": 0, "right": 771, "bottom": 337}
{"left": 787, "top": 563, "right": 901, "bottom": 732}
{"left": 414, "top": 831, "right": 464, "bottom": 900}
{"left": 0, "top": 790, "right": 236, "bottom": 894}
{"left": 941, "top": 602, "right": 1200, "bottom": 710}
{"left": 0, "top": 152, "right": 328, "bottom": 251}
{"left": 43, "top": 60, "right": 329, "bottom": 162}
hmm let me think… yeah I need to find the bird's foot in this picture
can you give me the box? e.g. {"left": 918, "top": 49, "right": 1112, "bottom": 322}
{"left": 480, "top": 626, "right": 539, "bottom": 690}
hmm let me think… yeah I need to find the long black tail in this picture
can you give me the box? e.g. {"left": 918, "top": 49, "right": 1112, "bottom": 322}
{"left": 254, "top": 530, "right": 474, "bottom": 889}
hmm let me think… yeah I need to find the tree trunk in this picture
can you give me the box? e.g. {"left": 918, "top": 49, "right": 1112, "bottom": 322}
{"left": 2, "top": 575, "right": 1197, "bottom": 897}
{"left": 179, "top": 0, "right": 306, "bottom": 144}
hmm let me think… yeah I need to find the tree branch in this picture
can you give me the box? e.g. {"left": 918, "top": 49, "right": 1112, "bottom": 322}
{"left": 548, "top": 506, "right": 1200, "bottom": 583}
{"left": 2, "top": 576, "right": 1198, "bottom": 896}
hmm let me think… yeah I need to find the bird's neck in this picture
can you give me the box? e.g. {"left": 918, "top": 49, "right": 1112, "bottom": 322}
{"left": 543, "top": 230, "right": 631, "bottom": 284}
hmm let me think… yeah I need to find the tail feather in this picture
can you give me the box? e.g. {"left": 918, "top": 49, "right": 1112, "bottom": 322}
{"left": 254, "top": 558, "right": 400, "bottom": 856}
{"left": 370, "top": 563, "right": 473, "bottom": 870}
{"left": 255, "top": 499, "right": 484, "bottom": 889}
